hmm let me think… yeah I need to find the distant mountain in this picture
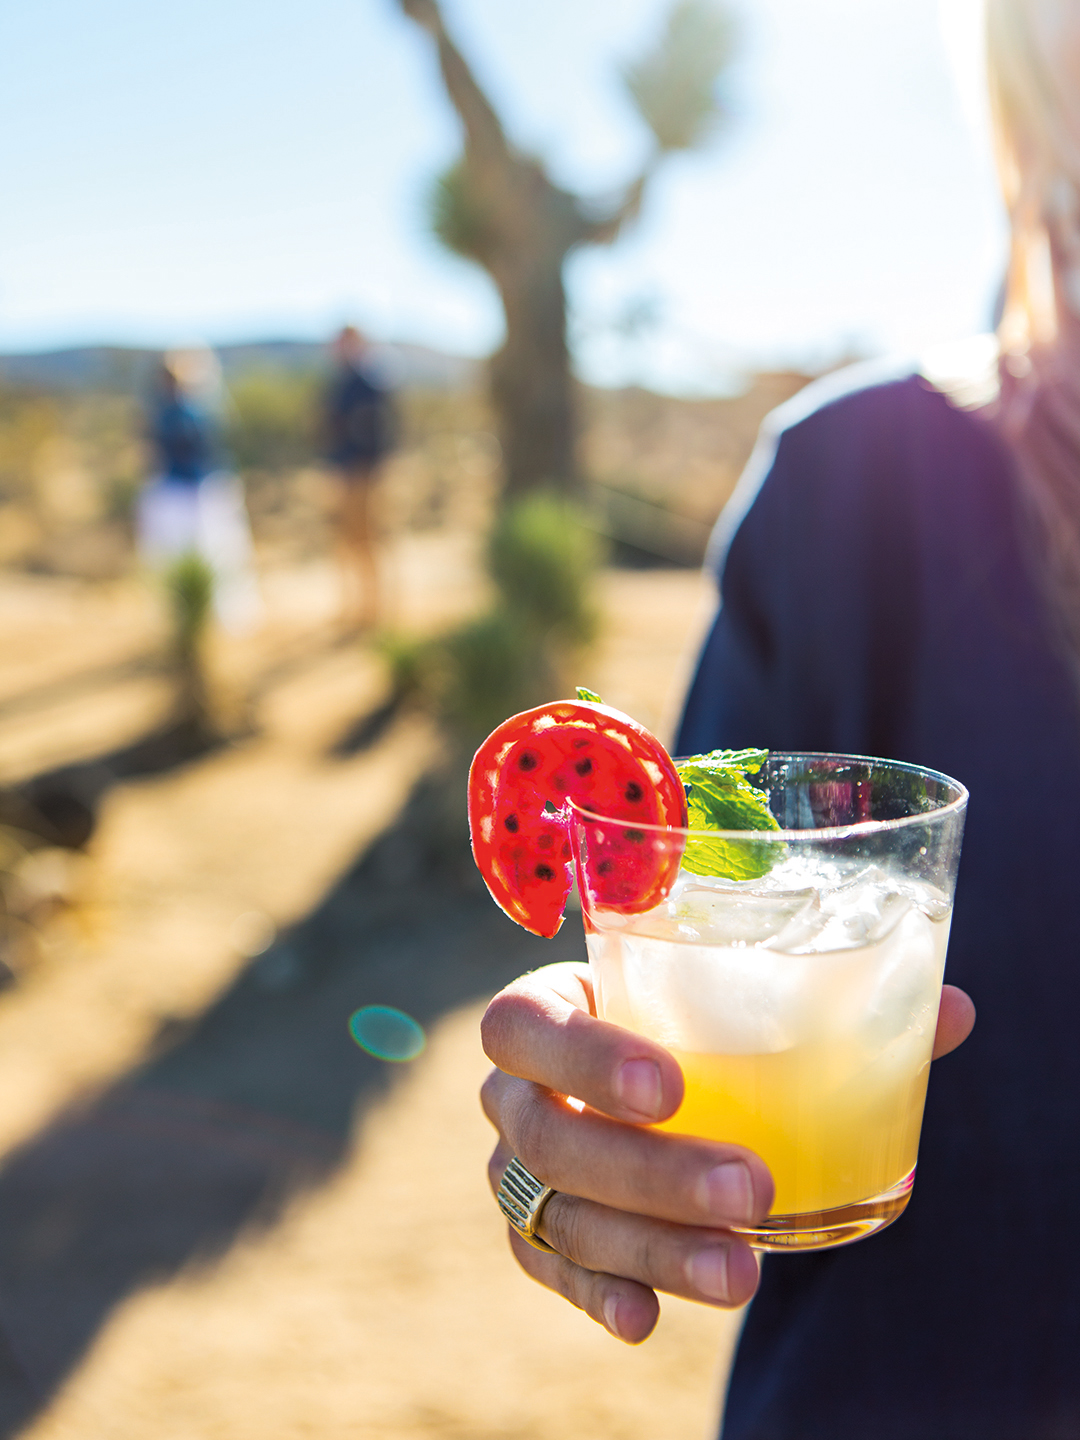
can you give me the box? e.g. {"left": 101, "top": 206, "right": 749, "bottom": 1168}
{"left": 0, "top": 340, "right": 482, "bottom": 393}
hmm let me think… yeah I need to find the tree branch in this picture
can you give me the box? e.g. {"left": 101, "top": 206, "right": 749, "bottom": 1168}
{"left": 400, "top": 0, "right": 512, "bottom": 168}
{"left": 575, "top": 170, "right": 652, "bottom": 247}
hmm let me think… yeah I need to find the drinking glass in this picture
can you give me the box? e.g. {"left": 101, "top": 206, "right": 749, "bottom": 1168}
{"left": 571, "top": 752, "right": 967, "bottom": 1251}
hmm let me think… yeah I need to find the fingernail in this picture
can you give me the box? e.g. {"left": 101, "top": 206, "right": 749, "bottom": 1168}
{"left": 603, "top": 1293, "right": 625, "bottom": 1339}
{"left": 700, "top": 1161, "right": 755, "bottom": 1224}
{"left": 687, "top": 1246, "right": 730, "bottom": 1302}
{"left": 615, "top": 1059, "right": 662, "bottom": 1119}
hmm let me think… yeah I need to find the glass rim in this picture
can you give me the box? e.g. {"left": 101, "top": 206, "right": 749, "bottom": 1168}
{"left": 569, "top": 750, "right": 969, "bottom": 844}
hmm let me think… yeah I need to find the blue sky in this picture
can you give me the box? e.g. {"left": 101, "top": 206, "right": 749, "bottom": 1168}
{"left": 0, "top": 0, "right": 1003, "bottom": 391}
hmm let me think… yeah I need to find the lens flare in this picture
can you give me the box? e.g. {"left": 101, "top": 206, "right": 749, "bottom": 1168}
{"left": 348, "top": 1005, "right": 426, "bottom": 1062}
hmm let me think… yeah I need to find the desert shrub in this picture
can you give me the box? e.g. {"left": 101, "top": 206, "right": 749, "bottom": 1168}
{"left": 431, "top": 610, "right": 554, "bottom": 745}
{"left": 165, "top": 552, "right": 214, "bottom": 654}
{"left": 377, "top": 631, "right": 431, "bottom": 706}
{"left": 225, "top": 370, "right": 320, "bottom": 474}
{"left": 0, "top": 387, "right": 61, "bottom": 504}
{"left": 487, "top": 492, "right": 600, "bottom": 646}
{"left": 162, "top": 552, "right": 216, "bottom": 731}
{"left": 386, "top": 492, "right": 602, "bottom": 755}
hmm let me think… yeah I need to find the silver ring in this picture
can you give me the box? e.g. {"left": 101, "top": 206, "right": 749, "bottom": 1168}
{"left": 497, "top": 1156, "right": 558, "bottom": 1253}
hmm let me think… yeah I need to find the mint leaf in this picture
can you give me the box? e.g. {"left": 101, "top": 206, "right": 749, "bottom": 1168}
{"left": 676, "top": 749, "right": 781, "bottom": 880}
{"left": 575, "top": 686, "right": 603, "bottom": 703}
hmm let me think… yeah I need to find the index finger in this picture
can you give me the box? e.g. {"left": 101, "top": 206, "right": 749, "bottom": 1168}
{"left": 481, "top": 963, "right": 685, "bottom": 1125}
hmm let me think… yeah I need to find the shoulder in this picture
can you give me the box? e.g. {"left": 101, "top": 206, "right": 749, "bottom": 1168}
{"left": 709, "top": 342, "right": 1009, "bottom": 576}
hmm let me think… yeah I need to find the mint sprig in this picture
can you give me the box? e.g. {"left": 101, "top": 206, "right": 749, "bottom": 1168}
{"left": 575, "top": 686, "right": 603, "bottom": 703}
{"left": 676, "top": 748, "right": 781, "bottom": 880}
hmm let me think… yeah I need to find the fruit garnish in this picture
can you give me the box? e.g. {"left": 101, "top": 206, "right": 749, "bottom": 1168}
{"left": 675, "top": 748, "right": 780, "bottom": 881}
{"left": 468, "top": 693, "right": 687, "bottom": 937}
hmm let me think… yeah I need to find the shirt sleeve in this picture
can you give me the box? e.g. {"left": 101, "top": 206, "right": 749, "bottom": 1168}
{"left": 675, "top": 377, "right": 932, "bottom": 760}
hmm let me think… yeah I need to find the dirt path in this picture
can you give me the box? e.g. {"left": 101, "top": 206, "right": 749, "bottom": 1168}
{"left": 25, "top": 1003, "right": 743, "bottom": 1440}
{"left": 0, "top": 547, "right": 744, "bottom": 1439}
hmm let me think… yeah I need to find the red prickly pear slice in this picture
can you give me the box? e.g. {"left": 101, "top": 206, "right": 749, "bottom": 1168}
{"left": 468, "top": 699, "right": 687, "bottom": 938}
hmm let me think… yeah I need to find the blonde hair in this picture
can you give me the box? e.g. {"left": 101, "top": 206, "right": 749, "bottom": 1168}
{"left": 986, "top": 0, "right": 1080, "bottom": 353}
{"left": 985, "top": 0, "right": 1080, "bottom": 675}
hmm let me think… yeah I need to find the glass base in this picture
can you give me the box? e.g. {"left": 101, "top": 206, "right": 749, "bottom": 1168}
{"left": 731, "top": 1168, "right": 915, "bottom": 1252}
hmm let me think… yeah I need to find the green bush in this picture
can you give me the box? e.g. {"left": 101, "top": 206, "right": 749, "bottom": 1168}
{"left": 164, "top": 552, "right": 214, "bottom": 655}
{"left": 487, "top": 492, "right": 601, "bottom": 646}
{"left": 0, "top": 387, "right": 61, "bottom": 504}
{"left": 434, "top": 610, "right": 555, "bottom": 746}
{"left": 160, "top": 551, "right": 216, "bottom": 732}
{"left": 225, "top": 369, "right": 320, "bottom": 473}
{"left": 386, "top": 493, "right": 601, "bottom": 756}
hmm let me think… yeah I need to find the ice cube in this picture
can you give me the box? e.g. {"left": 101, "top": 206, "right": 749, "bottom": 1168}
{"left": 910, "top": 882, "right": 953, "bottom": 924}
{"left": 587, "top": 866, "right": 952, "bottom": 1058}
{"left": 767, "top": 894, "right": 828, "bottom": 953}
{"left": 672, "top": 884, "right": 818, "bottom": 946}
{"left": 859, "top": 907, "right": 942, "bottom": 1048}
{"left": 591, "top": 875, "right": 816, "bottom": 947}
{"left": 771, "top": 869, "right": 914, "bottom": 954}
{"left": 614, "top": 933, "right": 816, "bottom": 1053}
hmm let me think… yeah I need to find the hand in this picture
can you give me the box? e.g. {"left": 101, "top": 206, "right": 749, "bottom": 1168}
{"left": 481, "top": 964, "right": 975, "bottom": 1346}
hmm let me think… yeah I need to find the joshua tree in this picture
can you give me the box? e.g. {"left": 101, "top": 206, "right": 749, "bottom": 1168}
{"left": 401, "top": 0, "right": 735, "bottom": 498}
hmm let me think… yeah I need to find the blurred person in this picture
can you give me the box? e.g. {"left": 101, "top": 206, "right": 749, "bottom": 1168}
{"left": 479, "top": 1, "right": 1080, "bottom": 1434}
{"left": 322, "top": 325, "right": 396, "bottom": 630}
{"left": 137, "top": 348, "right": 261, "bottom": 631}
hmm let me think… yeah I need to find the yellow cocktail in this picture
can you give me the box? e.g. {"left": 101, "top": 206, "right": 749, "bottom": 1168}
{"left": 575, "top": 753, "right": 966, "bottom": 1251}
{"left": 661, "top": 1037, "right": 932, "bottom": 1218}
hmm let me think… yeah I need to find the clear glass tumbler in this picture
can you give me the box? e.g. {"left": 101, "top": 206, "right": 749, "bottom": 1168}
{"left": 572, "top": 752, "right": 968, "bottom": 1251}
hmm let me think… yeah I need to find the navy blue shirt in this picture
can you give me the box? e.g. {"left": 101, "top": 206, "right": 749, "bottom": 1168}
{"left": 150, "top": 396, "right": 219, "bottom": 483}
{"left": 324, "top": 362, "right": 394, "bottom": 467}
{"left": 677, "top": 372, "right": 1080, "bottom": 1438}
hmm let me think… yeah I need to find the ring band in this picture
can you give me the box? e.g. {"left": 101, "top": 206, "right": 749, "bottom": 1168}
{"left": 497, "top": 1156, "right": 558, "bottom": 1253}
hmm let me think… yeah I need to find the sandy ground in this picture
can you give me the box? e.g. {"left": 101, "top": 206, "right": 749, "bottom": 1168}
{"left": 0, "top": 537, "right": 745, "bottom": 1439}
{"left": 23, "top": 1004, "right": 743, "bottom": 1440}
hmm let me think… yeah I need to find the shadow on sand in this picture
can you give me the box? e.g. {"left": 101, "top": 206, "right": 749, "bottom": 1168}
{"left": 0, "top": 765, "right": 585, "bottom": 1433}
{"left": 0, "top": 718, "right": 225, "bottom": 850}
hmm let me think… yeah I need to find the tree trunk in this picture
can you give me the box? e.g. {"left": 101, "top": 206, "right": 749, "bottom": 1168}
{"left": 490, "top": 248, "right": 577, "bottom": 496}
{"left": 400, "top": 0, "right": 656, "bottom": 502}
